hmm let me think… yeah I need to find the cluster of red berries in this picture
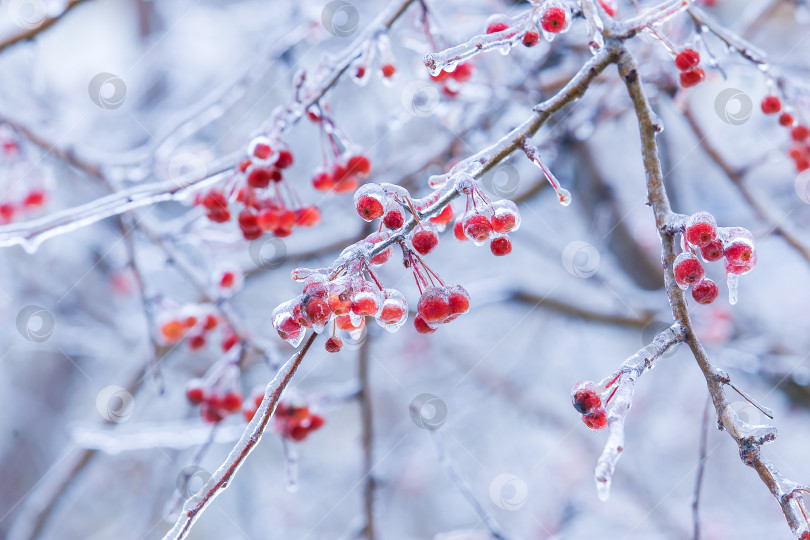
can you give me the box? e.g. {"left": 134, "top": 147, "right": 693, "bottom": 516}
{"left": 197, "top": 136, "right": 321, "bottom": 240}
{"left": 430, "top": 62, "right": 475, "bottom": 97}
{"left": 0, "top": 188, "right": 47, "bottom": 224}
{"left": 306, "top": 105, "right": 373, "bottom": 194}
{"left": 452, "top": 178, "right": 521, "bottom": 256}
{"left": 572, "top": 380, "right": 614, "bottom": 430}
{"left": 759, "top": 95, "right": 810, "bottom": 172}
{"left": 272, "top": 255, "right": 409, "bottom": 351}
{"left": 273, "top": 402, "right": 325, "bottom": 442}
{"left": 185, "top": 362, "right": 243, "bottom": 424}
{"left": 160, "top": 309, "right": 238, "bottom": 352}
{"left": 413, "top": 284, "right": 470, "bottom": 334}
{"left": 674, "top": 48, "right": 705, "bottom": 88}
{"left": 674, "top": 211, "right": 756, "bottom": 305}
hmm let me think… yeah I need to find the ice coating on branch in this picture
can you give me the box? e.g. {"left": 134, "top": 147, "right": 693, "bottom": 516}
{"left": 522, "top": 141, "right": 572, "bottom": 206}
{"left": 593, "top": 324, "right": 684, "bottom": 501}
{"left": 423, "top": 14, "right": 532, "bottom": 75}
{"left": 581, "top": 0, "right": 605, "bottom": 54}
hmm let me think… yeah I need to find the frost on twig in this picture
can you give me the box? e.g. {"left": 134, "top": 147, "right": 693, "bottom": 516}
{"left": 593, "top": 322, "right": 685, "bottom": 501}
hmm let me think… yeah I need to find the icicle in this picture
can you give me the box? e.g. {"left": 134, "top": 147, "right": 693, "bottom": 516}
{"left": 727, "top": 272, "right": 739, "bottom": 305}
{"left": 522, "top": 141, "right": 572, "bottom": 206}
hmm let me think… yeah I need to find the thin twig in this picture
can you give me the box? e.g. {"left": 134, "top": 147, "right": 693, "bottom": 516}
{"left": 0, "top": 0, "right": 89, "bottom": 55}
{"left": 692, "top": 395, "right": 711, "bottom": 540}
{"left": 358, "top": 331, "right": 376, "bottom": 539}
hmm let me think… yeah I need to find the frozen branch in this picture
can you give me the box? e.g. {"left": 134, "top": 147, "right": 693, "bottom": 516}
{"left": 687, "top": 6, "right": 768, "bottom": 66}
{"left": 594, "top": 322, "right": 685, "bottom": 500}
{"left": 692, "top": 396, "right": 711, "bottom": 540}
{"left": 358, "top": 331, "right": 376, "bottom": 539}
{"left": 617, "top": 43, "right": 810, "bottom": 536}
{"left": 161, "top": 332, "right": 317, "bottom": 540}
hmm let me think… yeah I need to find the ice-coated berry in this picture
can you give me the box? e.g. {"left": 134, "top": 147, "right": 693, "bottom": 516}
{"left": 541, "top": 7, "right": 567, "bottom": 33}
{"left": 692, "top": 278, "right": 719, "bottom": 305}
{"left": 490, "top": 200, "right": 520, "bottom": 233}
{"left": 490, "top": 235, "right": 512, "bottom": 256}
{"left": 486, "top": 22, "right": 509, "bottom": 34}
{"left": 417, "top": 286, "right": 450, "bottom": 324}
{"left": 572, "top": 381, "right": 601, "bottom": 415}
{"left": 760, "top": 96, "right": 781, "bottom": 114}
{"left": 463, "top": 214, "right": 493, "bottom": 245}
{"left": 700, "top": 240, "right": 724, "bottom": 262}
{"left": 680, "top": 68, "right": 705, "bottom": 88}
{"left": 325, "top": 336, "right": 343, "bottom": 353}
{"left": 674, "top": 49, "right": 700, "bottom": 71}
{"left": 522, "top": 31, "right": 540, "bottom": 47}
{"left": 582, "top": 408, "right": 608, "bottom": 430}
{"left": 383, "top": 209, "right": 405, "bottom": 230}
{"left": 674, "top": 253, "right": 705, "bottom": 288}
{"left": 685, "top": 211, "right": 717, "bottom": 247}
{"left": 413, "top": 314, "right": 436, "bottom": 334}
{"left": 411, "top": 222, "right": 440, "bottom": 256}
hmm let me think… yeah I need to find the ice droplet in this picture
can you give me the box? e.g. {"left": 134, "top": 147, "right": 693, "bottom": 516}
{"left": 727, "top": 272, "right": 739, "bottom": 305}
{"left": 558, "top": 187, "right": 572, "bottom": 206}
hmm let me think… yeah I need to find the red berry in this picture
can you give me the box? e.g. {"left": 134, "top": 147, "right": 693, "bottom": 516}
{"left": 674, "top": 254, "right": 705, "bottom": 288}
{"left": 792, "top": 125, "right": 810, "bottom": 142}
{"left": 328, "top": 293, "right": 352, "bottom": 316}
{"left": 221, "top": 392, "right": 243, "bottom": 413}
{"left": 201, "top": 404, "right": 225, "bottom": 424}
{"left": 351, "top": 286, "right": 382, "bottom": 317}
{"left": 355, "top": 66, "right": 366, "bottom": 78}
{"left": 429, "top": 204, "right": 455, "bottom": 227}
{"left": 452, "top": 62, "right": 474, "bottom": 82}
{"left": 572, "top": 381, "right": 602, "bottom": 415}
{"left": 779, "top": 112, "right": 795, "bottom": 127}
{"left": 202, "top": 190, "right": 230, "bottom": 223}
{"left": 680, "top": 68, "right": 706, "bottom": 88}
{"left": 453, "top": 219, "right": 468, "bottom": 241}
{"left": 325, "top": 336, "right": 343, "bottom": 353}
{"left": 186, "top": 381, "right": 205, "bottom": 405}
{"left": 582, "top": 409, "right": 608, "bottom": 430}
{"left": 692, "top": 279, "right": 719, "bottom": 305}
{"left": 275, "top": 315, "right": 302, "bottom": 342}
{"left": 413, "top": 314, "right": 436, "bottom": 334}
{"left": 724, "top": 241, "right": 755, "bottom": 272}
{"left": 336, "top": 314, "right": 365, "bottom": 332}
{"left": 203, "top": 314, "right": 218, "bottom": 331}
{"left": 295, "top": 206, "right": 321, "bottom": 227}
{"left": 161, "top": 320, "right": 186, "bottom": 343}
{"left": 379, "top": 301, "right": 407, "bottom": 324}
{"left": 463, "top": 214, "right": 493, "bottom": 244}
{"left": 486, "top": 22, "right": 509, "bottom": 34}
{"left": 491, "top": 201, "right": 520, "bottom": 233}
{"left": 685, "top": 212, "right": 717, "bottom": 247}
{"left": 522, "top": 31, "right": 540, "bottom": 47}
{"left": 490, "top": 235, "right": 512, "bottom": 256}
{"left": 411, "top": 224, "right": 440, "bottom": 256}
{"left": 275, "top": 149, "right": 294, "bottom": 169}
{"left": 220, "top": 271, "right": 235, "bottom": 289}
{"left": 541, "top": 8, "right": 567, "bottom": 33}
{"left": 799, "top": 532, "right": 810, "bottom": 540}
{"left": 252, "top": 142, "right": 272, "bottom": 160}
{"left": 447, "top": 285, "right": 470, "bottom": 316}
{"left": 760, "top": 96, "right": 781, "bottom": 114}
{"left": 356, "top": 196, "right": 385, "bottom": 221}
{"left": 23, "top": 189, "right": 46, "bottom": 208}
{"left": 417, "top": 287, "right": 450, "bottom": 324}
{"left": 312, "top": 170, "right": 335, "bottom": 191}
{"left": 247, "top": 167, "right": 280, "bottom": 188}
{"left": 381, "top": 64, "right": 396, "bottom": 78}
{"left": 346, "top": 155, "right": 371, "bottom": 177}
{"left": 221, "top": 332, "right": 239, "bottom": 352}
{"left": 188, "top": 334, "right": 206, "bottom": 350}
{"left": 383, "top": 209, "right": 405, "bottom": 230}
{"left": 674, "top": 49, "right": 700, "bottom": 71}
{"left": 304, "top": 297, "right": 331, "bottom": 326}
{"left": 367, "top": 232, "right": 393, "bottom": 266}
{"left": 700, "top": 240, "right": 724, "bottom": 262}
